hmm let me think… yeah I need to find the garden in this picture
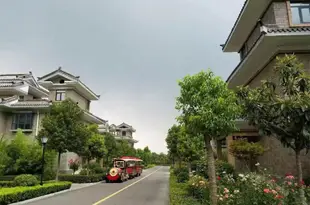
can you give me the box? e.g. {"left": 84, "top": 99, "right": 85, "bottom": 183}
{"left": 167, "top": 55, "right": 310, "bottom": 205}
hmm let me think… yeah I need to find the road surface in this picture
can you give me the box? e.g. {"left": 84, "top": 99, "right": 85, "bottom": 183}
{"left": 24, "top": 166, "right": 169, "bottom": 205}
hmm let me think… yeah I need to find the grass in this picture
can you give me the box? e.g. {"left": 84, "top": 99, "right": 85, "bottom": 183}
{"left": 169, "top": 169, "right": 202, "bottom": 205}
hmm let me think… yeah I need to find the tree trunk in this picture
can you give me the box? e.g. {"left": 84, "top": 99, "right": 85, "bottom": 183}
{"left": 205, "top": 135, "right": 218, "bottom": 205}
{"left": 216, "top": 140, "right": 223, "bottom": 161}
{"left": 55, "top": 152, "right": 61, "bottom": 181}
{"left": 87, "top": 158, "right": 90, "bottom": 176}
{"left": 296, "top": 150, "right": 307, "bottom": 205}
{"left": 188, "top": 162, "right": 192, "bottom": 174}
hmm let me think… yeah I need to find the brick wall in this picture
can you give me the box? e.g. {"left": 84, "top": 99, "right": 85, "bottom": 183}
{"left": 242, "top": 53, "right": 310, "bottom": 177}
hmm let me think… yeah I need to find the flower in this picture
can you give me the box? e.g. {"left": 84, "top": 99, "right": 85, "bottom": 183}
{"left": 217, "top": 176, "right": 221, "bottom": 180}
{"left": 238, "top": 173, "right": 245, "bottom": 178}
{"left": 255, "top": 162, "right": 260, "bottom": 166}
{"left": 234, "top": 189, "right": 240, "bottom": 194}
{"left": 264, "top": 188, "right": 270, "bottom": 193}
{"left": 224, "top": 188, "right": 229, "bottom": 193}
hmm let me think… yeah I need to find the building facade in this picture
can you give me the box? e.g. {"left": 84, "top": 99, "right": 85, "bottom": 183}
{"left": 222, "top": 0, "right": 310, "bottom": 176}
{"left": 0, "top": 68, "right": 108, "bottom": 173}
{"left": 107, "top": 123, "right": 138, "bottom": 147}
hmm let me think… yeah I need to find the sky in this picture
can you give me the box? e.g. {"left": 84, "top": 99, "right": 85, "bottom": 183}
{"left": 0, "top": 0, "right": 245, "bottom": 154}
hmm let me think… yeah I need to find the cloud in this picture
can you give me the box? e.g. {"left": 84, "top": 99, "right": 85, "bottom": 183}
{"left": 0, "top": 0, "right": 244, "bottom": 153}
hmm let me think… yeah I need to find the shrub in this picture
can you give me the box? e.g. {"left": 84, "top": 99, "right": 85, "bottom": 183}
{"left": 174, "top": 167, "right": 188, "bottom": 176}
{"left": 187, "top": 175, "right": 209, "bottom": 201}
{"left": 170, "top": 169, "right": 202, "bottom": 205}
{"left": 215, "top": 160, "right": 234, "bottom": 177}
{"left": 177, "top": 171, "right": 189, "bottom": 183}
{"left": 68, "top": 158, "right": 80, "bottom": 174}
{"left": 0, "top": 182, "right": 71, "bottom": 205}
{"left": 13, "top": 174, "right": 39, "bottom": 187}
{"left": 0, "top": 181, "right": 14, "bottom": 187}
{"left": 83, "top": 162, "right": 105, "bottom": 175}
{"left": 229, "top": 139, "right": 264, "bottom": 171}
{"left": 58, "top": 174, "right": 106, "bottom": 183}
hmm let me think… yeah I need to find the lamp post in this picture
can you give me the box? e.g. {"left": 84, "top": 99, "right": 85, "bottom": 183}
{"left": 40, "top": 136, "right": 48, "bottom": 186}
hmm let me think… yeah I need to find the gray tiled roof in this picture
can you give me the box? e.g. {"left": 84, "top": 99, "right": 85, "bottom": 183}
{"left": 267, "top": 27, "right": 310, "bottom": 33}
{"left": 10, "top": 100, "right": 51, "bottom": 107}
{"left": 0, "top": 80, "right": 24, "bottom": 87}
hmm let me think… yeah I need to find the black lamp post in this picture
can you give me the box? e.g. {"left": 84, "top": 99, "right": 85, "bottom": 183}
{"left": 40, "top": 136, "right": 48, "bottom": 186}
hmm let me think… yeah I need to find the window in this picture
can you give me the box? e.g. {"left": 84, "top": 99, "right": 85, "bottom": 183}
{"left": 11, "top": 113, "right": 34, "bottom": 130}
{"left": 55, "top": 91, "right": 65, "bottom": 101}
{"left": 19, "top": 96, "right": 24, "bottom": 101}
{"left": 290, "top": 2, "right": 310, "bottom": 25}
{"left": 122, "top": 131, "right": 126, "bottom": 136}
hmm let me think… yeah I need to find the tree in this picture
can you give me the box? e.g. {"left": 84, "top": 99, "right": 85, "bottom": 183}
{"left": 104, "top": 132, "right": 117, "bottom": 168}
{"left": 116, "top": 140, "right": 136, "bottom": 157}
{"left": 166, "top": 125, "right": 182, "bottom": 167}
{"left": 81, "top": 124, "right": 106, "bottom": 175}
{"left": 229, "top": 139, "right": 264, "bottom": 171}
{"left": 177, "top": 126, "right": 204, "bottom": 173}
{"left": 0, "top": 135, "right": 9, "bottom": 175}
{"left": 237, "top": 54, "right": 310, "bottom": 204}
{"left": 38, "top": 98, "right": 90, "bottom": 180}
{"left": 176, "top": 70, "right": 240, "bottom": 205}
{"left": 142, "top": 146, "right": 152, "bottom": 166}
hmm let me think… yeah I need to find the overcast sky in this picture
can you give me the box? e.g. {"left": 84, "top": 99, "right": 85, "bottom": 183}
{"left": 0, "top": 0, "right": 244, "bottom": 153}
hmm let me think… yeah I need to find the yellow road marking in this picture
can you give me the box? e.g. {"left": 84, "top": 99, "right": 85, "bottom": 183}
{"left": 92, "top": 167, "right": 162, "bottom": 205}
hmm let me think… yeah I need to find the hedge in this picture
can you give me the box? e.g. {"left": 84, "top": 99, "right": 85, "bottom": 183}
{"left": 169, "top": 169, "right": 202, "bottom": 205}
{"left": 0, "top": 181, "right": 14, "bottom": 187}
{"left": 58, "top": 174, "right": 106, "bottom": 183}
{"left": 0, "top": 182, "right": 72, "bottom": 205}
{"left": 0, "top": 176, "right": 16, "bottom": 181}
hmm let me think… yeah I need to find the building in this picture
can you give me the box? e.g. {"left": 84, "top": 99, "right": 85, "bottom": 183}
{"left": 222, "top": 0, "right": 310, "bottom": 176}
{"left": 0, "top": 68, "right": 108, "bottom": 173}
{"left": 108, "top": 123, "right": 138, "bottom": 147}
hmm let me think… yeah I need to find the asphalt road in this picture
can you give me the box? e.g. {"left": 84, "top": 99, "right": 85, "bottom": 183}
{"left": 24, "top": 166, "right": 169, "bottom": 205}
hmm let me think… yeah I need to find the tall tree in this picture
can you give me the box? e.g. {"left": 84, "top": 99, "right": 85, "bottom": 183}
{"left": 237, "top": 54, "right": 310, "bottom": 204}
{"left": 38, "top": 98, "right": 90, "bottom": 180}
{"left": 176, "top": 70, "right": 240, "bottom": 205}
{"left": 166, "top": 125, "right": 182, "bottom": 167}
{"left": 177, "top": 126, "right": 204, "bottom": 173}
{"left": 104, "top": 132, "right": 117, "bottom": 168}
{"left": 81, "top": 124, "right": 106, "bottom": 175}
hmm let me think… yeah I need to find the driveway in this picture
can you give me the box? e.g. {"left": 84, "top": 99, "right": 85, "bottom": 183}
{"left": 23, "top": 166, "right": 169, "bottom": 205}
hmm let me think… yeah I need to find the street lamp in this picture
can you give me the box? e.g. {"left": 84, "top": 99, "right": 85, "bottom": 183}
{"left": 40, "top": 136, "right": 48, "bottom": 186}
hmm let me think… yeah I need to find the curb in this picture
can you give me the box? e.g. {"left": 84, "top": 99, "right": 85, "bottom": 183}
{"left": 10, "top": 182, "right": 102, "bottom": 205}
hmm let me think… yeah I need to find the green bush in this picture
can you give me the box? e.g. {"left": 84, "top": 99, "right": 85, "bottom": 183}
{"left": 0, "top": 175, "right": 16, "bottom": 181}
{"left": 13, "top": 174, "right": 39, "bottom": 187}
{"left": 177, "top": 171, "right": 189, "bottom": 183}
{"left": 174, "top": 167, "right": 188, "bottom": 176}
{"left": 304, "top": 176, "right": 310, "bottom": 186}
{"left": 170, "top": 169, "right": 202, "bottom": 205}
{"left": 0, "top": 182, "right": 71, "bottom": 205}
{"left": 58, "top": 174, "right": 106, "bottom": 183}
{"left": 83, "top": 163, "right": 105, "bottom": 175}
{"left": 187, "top": 175, "right": 209, "bottom": 202}
{"left": 215, "top": 160, "right": 234, "bottom": 177}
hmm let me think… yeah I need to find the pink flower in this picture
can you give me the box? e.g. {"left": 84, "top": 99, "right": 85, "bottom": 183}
{"left": 271, "top": 189, "right": 277, "bottom": 195}
{"left": 224, "top": 194, "right": 229, "bottom": 198}
{"left": 264, "top": 188, "right": 270, "bottom": 193}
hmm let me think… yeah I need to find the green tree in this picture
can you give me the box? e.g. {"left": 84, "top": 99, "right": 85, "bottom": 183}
{"left": 142, "top": 146, "right": 152, "bottom": 166}
{"left": 166, "top": 125, "right": 182, "bottom": 167}
{"left": 0, "top": 135, "right": 10, "bottom": 175}
{"left": 177, "top": 126, "right": 204, "bottom": 173}
{"left": 82, "top": 124, "right": 106, "bottom": 175}
{"left": 104, "top": 132, "right": 117, "bottom": 168}
{"left": 38, "top": 98, "right": 90, "bottom": 180}
{"left": 176, "top": 70, "right": 240, "bottom": 205}
{"left": 116, "top": 140, "right": 136, "bottom": 157}
{"left": 237, "top": 55, "right": 310, "bottom": 204}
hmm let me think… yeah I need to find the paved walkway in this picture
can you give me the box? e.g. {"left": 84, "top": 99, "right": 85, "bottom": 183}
{"left": 23, "top": 166, "right": 169, "bottom": 205}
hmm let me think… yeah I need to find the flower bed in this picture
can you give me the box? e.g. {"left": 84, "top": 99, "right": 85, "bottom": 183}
{"left": 0, "top": 182, "right": 72, "bottom": 205}
{"left": 58, "top": 174, "right": 106, "bottom": 183}
{"left": 169, "top": 168, "right": 202, "bottom": 205}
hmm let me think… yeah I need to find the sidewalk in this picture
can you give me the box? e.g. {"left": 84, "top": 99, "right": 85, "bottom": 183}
{"left": 10, "top": 182, "right": 102, "bottom": 205}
